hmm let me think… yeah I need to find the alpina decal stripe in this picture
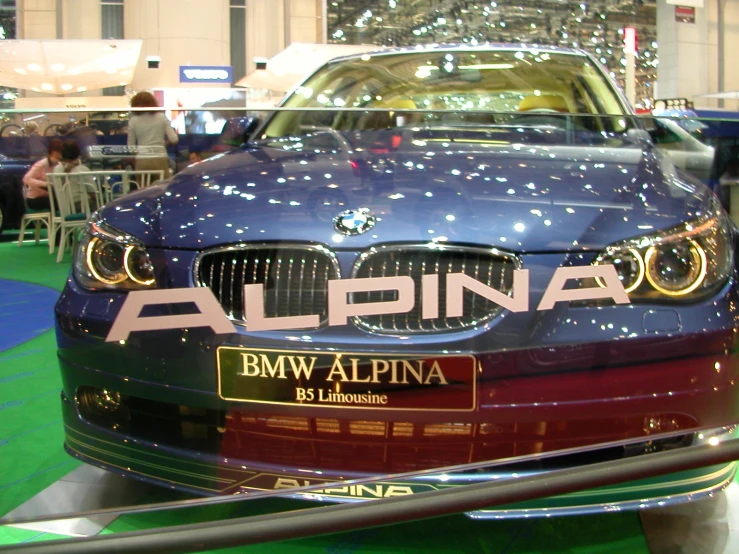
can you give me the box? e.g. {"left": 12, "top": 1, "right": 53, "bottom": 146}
{"left": 105, "top": 266, "right": 629, "bottom": 341}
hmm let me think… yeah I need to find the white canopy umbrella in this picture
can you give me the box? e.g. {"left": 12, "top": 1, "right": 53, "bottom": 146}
{"left": 696, "top": 92, "right": 739, "bottom": 100}
{"left": 0, "top": 40, "right": 142, "bottom": 94}
{"left": 235, "top": 42, "right": 381, "bottom": 94}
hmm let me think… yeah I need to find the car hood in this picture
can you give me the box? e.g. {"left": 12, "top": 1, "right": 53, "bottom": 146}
{"left": 101, "top": 134, "right": 712, "bottom": 253}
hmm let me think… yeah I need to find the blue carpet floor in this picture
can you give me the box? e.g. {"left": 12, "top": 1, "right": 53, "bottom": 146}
{"left": 0, "top": 279, "right": 60, "bottom": 352}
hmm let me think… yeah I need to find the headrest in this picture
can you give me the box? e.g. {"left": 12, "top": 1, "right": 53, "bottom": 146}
{"left": 374, "top": 97, "right": 417, "bottom": 111}
{"left": 518, "top": 94, "right": 569, "bottom": 112}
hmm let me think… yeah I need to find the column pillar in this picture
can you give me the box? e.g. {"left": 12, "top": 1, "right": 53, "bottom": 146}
{"left": 720, "top": 0, "right": 739, "bottom": 103}
{"left": 125, "top": 0, "right": 231, "bottom": 90}
{"left": 286, "top": 0, "right": 326, "bottom": 45}
{"left": 245, "top": 0, "right": 285, "bottom": 73}
{"left": 656, "top": 0, "right": 718, "bottom": 104}
{"left": 16, "top": 0, "right": 58, "bottom": 39}
{"left": 245, "top": 0, "right": 325, "bottom": 73}
{"left": 60, "top": 0, "right": 101, "bottom": 40}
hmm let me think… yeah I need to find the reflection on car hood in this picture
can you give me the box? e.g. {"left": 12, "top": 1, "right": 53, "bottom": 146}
{"left": 101, "top": 134, "right": 712, "bottom": 252}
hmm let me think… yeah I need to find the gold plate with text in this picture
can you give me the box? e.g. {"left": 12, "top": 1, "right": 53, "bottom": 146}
{"left": 217, "top": 347, "right": 477, "bottom": 411}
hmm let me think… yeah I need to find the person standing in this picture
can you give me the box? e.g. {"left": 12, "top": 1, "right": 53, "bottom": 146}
{"left": 22, "top": 138, "right": 63, "bottom": 210}
{"left": 127, "top": 91, "right": 178, "bottom": 177}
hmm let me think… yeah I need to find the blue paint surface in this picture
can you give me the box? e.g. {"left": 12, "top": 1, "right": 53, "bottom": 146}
{"left": 0, "top": 279, "right": 60, "bottom": 352}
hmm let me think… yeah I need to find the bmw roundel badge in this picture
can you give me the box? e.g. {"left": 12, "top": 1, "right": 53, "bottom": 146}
{"left": 333, "top": 208, "right": 377, "bottom": 236}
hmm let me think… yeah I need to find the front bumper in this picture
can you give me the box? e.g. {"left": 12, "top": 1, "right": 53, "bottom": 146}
{"left": 55, "top": 251, "right": 739, "bottom": 517}
{"left": 58, "top": 334, "right": 739, "bottom": 518}
{"left": 61, "top": 386, "right": 738, "bottom": 518}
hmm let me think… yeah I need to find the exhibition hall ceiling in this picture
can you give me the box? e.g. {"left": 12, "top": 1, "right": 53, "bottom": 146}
{"left": 326, "top": 0, "right": 658, "bottom": 105}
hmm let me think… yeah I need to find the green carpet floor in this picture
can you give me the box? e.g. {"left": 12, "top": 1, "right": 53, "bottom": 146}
{"left": 0, "top": 235, "right": 651, "bottom": 553}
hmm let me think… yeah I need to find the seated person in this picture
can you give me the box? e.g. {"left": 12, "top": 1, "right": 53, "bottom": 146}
{"left": 22, "top": 138, "right": 63, "bottom": 211}
{"left": 24, "top": 121, "right": 40, "bottom": 136}
{"left": 54, "top": 139, "right": 91, "bottom": 175}
{"left": 53, "top": 139, "right": 95, "bottom": 210}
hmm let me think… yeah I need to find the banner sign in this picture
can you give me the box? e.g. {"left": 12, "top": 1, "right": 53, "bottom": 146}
{"left": 666, "top": 0, "right": 703, "bottom": 7}
{"left": 179, "top": 66, "right": 233, "bottom": 84}
{"left": 217, "top": 347, "right": 477, "bottom": 411}
{"left": 623, "top": 27, "right": 637, "bottom": 54}
{"left": 675, "top": 6, "right": 696, "bottom": 23}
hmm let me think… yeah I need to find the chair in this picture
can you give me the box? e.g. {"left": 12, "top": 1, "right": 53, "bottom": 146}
{"left": 48, "top": 173, "right": 96, "bottom": 263}
{"left": 127, "top": 169, "right": 165, "bottom": 190}
{"left": 86, "top": 170, "right": 130, "bottom": 204}
{"left": 52, "top": 170, "right": 128, "bottom": 205}
{"left": 17, "top": 196, "right": 51, "bottom": 248}
{"left": 77, "top": 169, "right": 162, "bottom": 203}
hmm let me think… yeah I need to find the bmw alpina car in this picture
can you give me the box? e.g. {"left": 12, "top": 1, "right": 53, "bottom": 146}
{"left": 55, "top": 44, "right": 739, "bottom": 517}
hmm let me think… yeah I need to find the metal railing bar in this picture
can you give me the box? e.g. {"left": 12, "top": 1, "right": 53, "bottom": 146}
{"left": 0, "top": 423, "right": 715, "bottom": 527}
{"left": 3, "top": 438, "right": 739, "bottom": 554}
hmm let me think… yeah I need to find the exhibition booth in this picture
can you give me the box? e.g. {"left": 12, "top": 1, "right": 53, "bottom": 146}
{"left": 2, "top": 1, "right": 739, "bottom": 553}
{"left": 1, "top": 95, "right": 739, "bottom": 554}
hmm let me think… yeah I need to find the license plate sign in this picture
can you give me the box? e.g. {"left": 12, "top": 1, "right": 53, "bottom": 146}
{"left": 217, "top": 347, "right": 477, "bottom": 411}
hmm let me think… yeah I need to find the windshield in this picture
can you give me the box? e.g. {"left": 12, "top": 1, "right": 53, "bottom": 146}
{"left": 260, "top": 48, "right": 628, "bottom": 138}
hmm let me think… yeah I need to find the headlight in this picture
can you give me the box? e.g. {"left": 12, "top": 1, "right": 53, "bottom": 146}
{"left": 592, "top": 200, "right": 733, "bottom": 302}
{"left": 73, "top": 214, "right": 156, "bottom": 290}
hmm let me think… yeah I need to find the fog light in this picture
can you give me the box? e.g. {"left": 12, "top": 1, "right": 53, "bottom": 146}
{"left": 79, "top": 386, "right": 123, "bottom": 415}
{"left": 92, "top": 389, "right": 121, "bottom": 412}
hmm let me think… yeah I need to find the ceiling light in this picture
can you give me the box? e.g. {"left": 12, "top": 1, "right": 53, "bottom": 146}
{"left": 40, "top": 83, "right": 53, "bottom": 91}
{"left": 27, "top": 63, "right": 42, "bottom": 72}
{"left": 60, "top": 83, "right": 73, "bottom": 91}
{"left": 77, "top": 86, "right": 87, "bottom": 92}
{"left": 13, "top": 68, "right": 26, "bottom": 74}
{"left": 50, "top": 63, "right": 65, "bottom": 71}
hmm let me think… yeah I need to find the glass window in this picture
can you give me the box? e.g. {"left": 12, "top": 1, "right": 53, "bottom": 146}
{"left": 101, "top": 1, "right": 123, "bottom": 39}
{"left": 0, "top": 0, "right": 15, "bottom": 40}
{"left": 261, "top": 48, "right": 628, "bottom": 138}
{"left": 101, "top": 0, "right": 124, "bottom": 96}
{"left": 230, "top": 3, "right": 246, "bottom": 82}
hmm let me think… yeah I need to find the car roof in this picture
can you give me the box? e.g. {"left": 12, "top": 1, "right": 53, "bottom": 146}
{"left": 326, "top": 43, "right": 588, "bottom": 64}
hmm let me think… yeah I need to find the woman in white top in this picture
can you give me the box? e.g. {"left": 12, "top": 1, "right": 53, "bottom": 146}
{"left": 127, "top": 91, "right": 178, "bottom": 177}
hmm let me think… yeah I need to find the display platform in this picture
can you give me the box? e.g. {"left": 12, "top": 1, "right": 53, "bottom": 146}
{"left": 3, "top": 465, "right": 739, "bottom": 554}
{"left": 1, "top": 232, "right": 739, "bottom": 553}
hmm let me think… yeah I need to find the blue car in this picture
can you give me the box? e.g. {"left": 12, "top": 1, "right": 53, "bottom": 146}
{"left": 55, "top": 44, "right": 739, "bottom": 517}
{"left": 0, "top": 154, "right": 33, "bottom": 234}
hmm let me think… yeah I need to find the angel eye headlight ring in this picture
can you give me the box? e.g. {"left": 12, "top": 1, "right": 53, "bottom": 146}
{"left": 86, "top": 237, "right": 127, "bottom": 285}
{"left": 594, "top": 248, "right": 645, "bottom": 293}
{"left": 123, "top": 245, "right": 155, "bottom": 286}
{"left": 81, "top": 235, "right": 155, "bottom": 289}
{"left": 644, "top": 238, "right": 707, "bottom": 296}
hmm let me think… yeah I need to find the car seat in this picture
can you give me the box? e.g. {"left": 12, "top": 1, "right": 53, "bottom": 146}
{"left": 358, "top": 97, "right": 421, "bottom": 130}
{"left": 518, "top": 94, "right": 570, "bottom": 112}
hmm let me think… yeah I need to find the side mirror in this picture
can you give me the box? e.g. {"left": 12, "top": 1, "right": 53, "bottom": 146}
{"left": 220, "top": 116, "right": 261, "bottom": 148}
{"left": 645, "top": 119, "right": 675, "bottom": 144}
